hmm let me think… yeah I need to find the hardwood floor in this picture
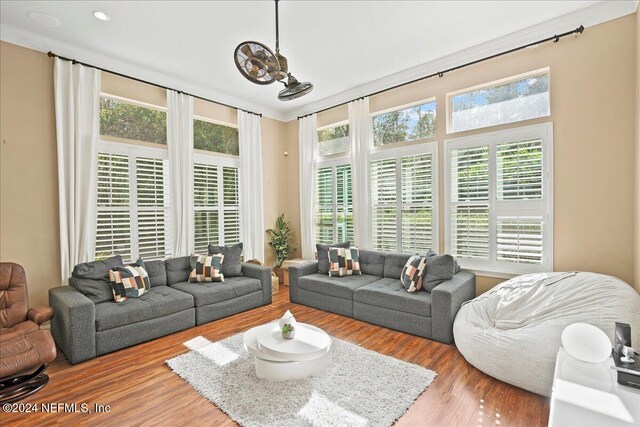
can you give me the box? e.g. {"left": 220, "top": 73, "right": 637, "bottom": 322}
{"left": 2, "top": 286, "right": 549, "bottom": 426}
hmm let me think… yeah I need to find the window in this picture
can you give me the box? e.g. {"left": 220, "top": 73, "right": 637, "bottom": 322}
{"left": 315, "top": 163, "right": 353, "bottom": 244}
{"left": 370, "top": 144, "right": 438, "bottom": 253}
{"left": 317, "top": 123, "right": 349, "bottom": 156}
{"left": 96, "top": 143, "right": 171, "bottom": 261}
{"left": 373, "top": 101, "right": 436, "bottom": 146}
{"left": 100, "top": 96, "right": 167, "bottom": 145}
{"left": 193, "top": 155, "right": 241, "bottom": 253}
{"left": 194, "top": 118, "right": 239, "bottom": 155}
{"left": 445, "top": 122, "right": 552, "bottom": 275}
{"left": 449, "top": 70, "right": 550, "bottom": 133}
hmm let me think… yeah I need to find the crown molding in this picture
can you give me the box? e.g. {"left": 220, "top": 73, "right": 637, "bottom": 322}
{"left": 280, "top": 0, "right": 639, "bottom": 122}
{"left": 0, "top": 24, "right": 288, "bottom": 122}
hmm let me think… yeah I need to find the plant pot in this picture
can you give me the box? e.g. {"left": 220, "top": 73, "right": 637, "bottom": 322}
{"left": 273, "top": 267, "right": 285, "bottom": 284}
{"left": 282, "top": 329, "right": 296, "bottom": 339}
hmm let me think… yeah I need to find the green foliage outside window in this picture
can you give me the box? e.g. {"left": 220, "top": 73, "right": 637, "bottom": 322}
{"left": 194, "top": 119, "right": 239, "bottom": 155}
{"left": 100, "top": 97, "right": 167, "bottom": 144}
{"left": 373, "top": 102, "right": 436, "bottom": 146}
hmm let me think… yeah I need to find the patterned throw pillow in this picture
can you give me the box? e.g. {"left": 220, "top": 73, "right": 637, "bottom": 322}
{"left": 400, "top": 255, "right": 427, "bottom": 293}
{"left": 189, "top": 254, "right": 224, "bottom": 283}
{"left": 328, "top": 247, "right": 362, "bottom": 277}
{"left": 109, "top": 259, "right": 151, "bottom": 303}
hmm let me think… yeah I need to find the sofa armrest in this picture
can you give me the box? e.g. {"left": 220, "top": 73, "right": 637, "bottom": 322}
{"left": 431, "top": 272, "right": 476, "bottom": 344}
{"left": 241, "top": 263, "right": 273, "bottom": 305}
{"left": 287, "top": 261, "right": 318, "bottom": 303}
{"left": 27, "top": 306, "right": 54, "bottom": 325}
{"left": 49, "top": 286, "right": 96, "bottom": 364}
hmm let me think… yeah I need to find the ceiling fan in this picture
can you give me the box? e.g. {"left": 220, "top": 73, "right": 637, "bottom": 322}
{"left": 234, "top": 0, "right": 313, "bottom": 101}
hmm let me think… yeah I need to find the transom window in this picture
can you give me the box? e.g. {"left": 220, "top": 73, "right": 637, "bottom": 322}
{"left": 445, "top": 122, "right": 553, "bottom": 275}
{"left": 448, "top": 70, "right": 550, "bottom": 133}
{"left": 317, "top": 123, "right": 350, "bottom": 157}
{"left": 194, "top": 117, "right": 239, "bottom": 155}
{"left": 100, "top": 96, "right": 167, "bottom": 145}
{"left": 372, "top": 101, "right": 436, "bottom": 146}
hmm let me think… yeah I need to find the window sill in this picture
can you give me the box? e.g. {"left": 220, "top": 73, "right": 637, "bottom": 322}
{"left": 460, "top": 268, "right": 519, "bottom": 280}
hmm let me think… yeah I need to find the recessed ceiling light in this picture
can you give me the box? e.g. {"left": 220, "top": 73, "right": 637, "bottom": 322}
{"left": 92, "top": 11, "right": 110, "bottom": 21}
{"left": 27, "top": 11, "right": 60, "bottom": 27}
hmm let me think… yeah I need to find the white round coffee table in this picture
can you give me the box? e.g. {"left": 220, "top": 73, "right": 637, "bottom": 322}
{"left": 243, "top": 321, "right": 332, "bottom": 381}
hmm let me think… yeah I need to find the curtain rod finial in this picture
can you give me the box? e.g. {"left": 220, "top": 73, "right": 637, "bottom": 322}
{"left": 47, "top": 51, "right": 55, "bottom": 58}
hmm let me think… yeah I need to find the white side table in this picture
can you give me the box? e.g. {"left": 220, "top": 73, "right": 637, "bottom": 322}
{"left": 549, "top": 347, "right": 640, "bottom": 426}
{"left": 243, "top": 321, "right": 332, "bottom": 381}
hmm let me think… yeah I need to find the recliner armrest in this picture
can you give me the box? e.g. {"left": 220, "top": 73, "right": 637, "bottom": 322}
{"left": 287, "top": 261, "right": 318, "bottom": 303}
{"left": 241, "top": 263, "right": 273, "bottom": 305}
{"left": 431, "top": 272, "right": 476, "bottom": 344}
{"left": 49, "top": 286, "right": 96, "bottom": 364}
{"left": 27, "top": 306, "right": 54, "bottom": 325}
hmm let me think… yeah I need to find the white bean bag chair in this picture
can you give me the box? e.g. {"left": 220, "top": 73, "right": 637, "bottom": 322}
{"left": 453, "top": 272, "right": 640, "bottom": 396}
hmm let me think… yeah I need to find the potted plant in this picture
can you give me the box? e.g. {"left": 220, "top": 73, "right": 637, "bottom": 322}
{"left": 281, "top": 323, "right": 296, "bottom": 339}
{"left": 266, "top": 213, "right": 297, "bottom": 284}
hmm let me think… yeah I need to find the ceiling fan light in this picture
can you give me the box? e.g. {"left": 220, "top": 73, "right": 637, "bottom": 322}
{"left": 278, "top": 75, "right": 313, "bottom": 101}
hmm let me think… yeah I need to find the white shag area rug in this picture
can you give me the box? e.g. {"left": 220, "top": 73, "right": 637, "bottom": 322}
{"left": 166, "top": 332, "right": 436, "bottom": 427}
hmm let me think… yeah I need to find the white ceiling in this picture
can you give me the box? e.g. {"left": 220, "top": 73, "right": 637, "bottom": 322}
{"left": 1, "top": 1, "right": 637, "bottom": 121}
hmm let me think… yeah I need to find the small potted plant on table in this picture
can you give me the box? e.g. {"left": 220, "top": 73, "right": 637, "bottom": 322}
{"left": 281, "top": 323, "right": 296, "bottom": 339}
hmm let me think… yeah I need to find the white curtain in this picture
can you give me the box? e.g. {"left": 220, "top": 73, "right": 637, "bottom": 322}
{"left": 167, "top": 90, "right": 194, "bottom": 256}
{"left": 238, "top": 111, "right": 264, "bottom": 261}
{"left": 349, "top": 97, "right": 372, "bottom": 250}
{"left": 54, "top": 58, "right": 101, "bottom": 284}
{"left": 299, "top": 114, "right": 318, "bottom": 259}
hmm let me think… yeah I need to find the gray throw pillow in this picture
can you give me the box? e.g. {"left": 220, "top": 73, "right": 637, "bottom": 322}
{"left": 208, "top": 242, "right": 243, "bottom": 277}
{"left": 71, "top": 255, "right": 124, "bottom": 303}
{"left": 426, "top": 249, "right": 460, "bottom": 273}
{"left": 317, "top": 242, "right": 350, "bottom": 275}
{"left": 423, "top": 254, "right": 455, "bottom": 292}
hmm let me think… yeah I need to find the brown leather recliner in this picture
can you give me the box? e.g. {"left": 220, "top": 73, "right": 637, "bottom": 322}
{"left": 0, "top": 262, "right": 56, "bottom": 402}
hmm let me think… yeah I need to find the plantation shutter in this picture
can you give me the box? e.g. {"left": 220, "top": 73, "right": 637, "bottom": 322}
{"left": 401, "top": 153, "right": 433, "bottom": 253}
{"left": 315, "top": 167, "right": 334, "bottom": 244}
{"left": 136, "top": 157, "right": 171, "bottom": 260}
{"left": 450, "top": 146, "right": 490, "bottom": 260}
{"left": 370, "top": 158, "right": 397, "bottom": 251}
{"left": 336, "top": 164, "right": 353, "bottom": 244}
{"left": 194, "top": 163, "right": 219, "bottom": 253}
{"left": 222, "top": 166, "right": 240, "bottom": 244}
{"left": 495, "top": 137, "right": 545, "bottom": 265}
{"left": 96, "top": 152, "right": 131, "bottom": 258}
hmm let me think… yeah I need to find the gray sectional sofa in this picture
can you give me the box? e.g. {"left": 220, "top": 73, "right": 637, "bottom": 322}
{"left": 288, "top": 250, "right": 475, "bottom": 344}
{"left": 49, "top": 255, "right": 272, "bottom": 364}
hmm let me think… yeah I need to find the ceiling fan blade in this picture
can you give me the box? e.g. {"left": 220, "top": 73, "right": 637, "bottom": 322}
{"left": 240, "top": 44, "right": 254, "bottom": 58}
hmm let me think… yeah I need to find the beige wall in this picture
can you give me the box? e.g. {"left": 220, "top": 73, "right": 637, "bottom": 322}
{"left": 315, "top": 15, "right": 638, "bottom": 294}
{"left": 0, "top": 42, "right": 60, "bottom": 307}
{"left": 635, "top": 9, "right": 640, "bottom": 292}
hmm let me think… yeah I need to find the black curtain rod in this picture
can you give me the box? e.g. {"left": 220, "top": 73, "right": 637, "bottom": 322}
{"left": 297, "top": 25, "right": 584, "bottom": 120}
{"left": 47, "top": 51, "right": 263, "bottom": 117}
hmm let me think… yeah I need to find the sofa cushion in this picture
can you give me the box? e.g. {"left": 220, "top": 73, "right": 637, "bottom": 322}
{"left": 317, "top": 242, "right": 350, "bottom": 275}
{"left": 208, "top": 242, "right": 243, "bottom": 277}
{"left": 297, "top": 273, "right": 380, "bottom": 300}
{"left": 354, "top": 278, "right": 432, "bottom": 317}
{"left": 170, "top": 276, "right": 261, "bottom": 307}
{"left": 165, "top": 256, "right": 191, "bottom": 285}
{"left": 71, "top": 255, "right": 124, "bottom": 303}
{"left": 358, "top": 250, "right": 385, "bottom": 277}
{"left": 383, "top": 253, "right": 414, "bottom": 279}
{"left": 423, "top": 254, "right": 455, "bottom": 292}
{"left": 145, "top": 260, "right": 167, "bottom": 287}
{"left": 94, "top": 286, "right": 194, "bottom": 332}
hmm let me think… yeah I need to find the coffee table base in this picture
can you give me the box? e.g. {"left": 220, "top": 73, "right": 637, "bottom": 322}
{"left": 255, "top": 351, "right": 332, "bottom": 381}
